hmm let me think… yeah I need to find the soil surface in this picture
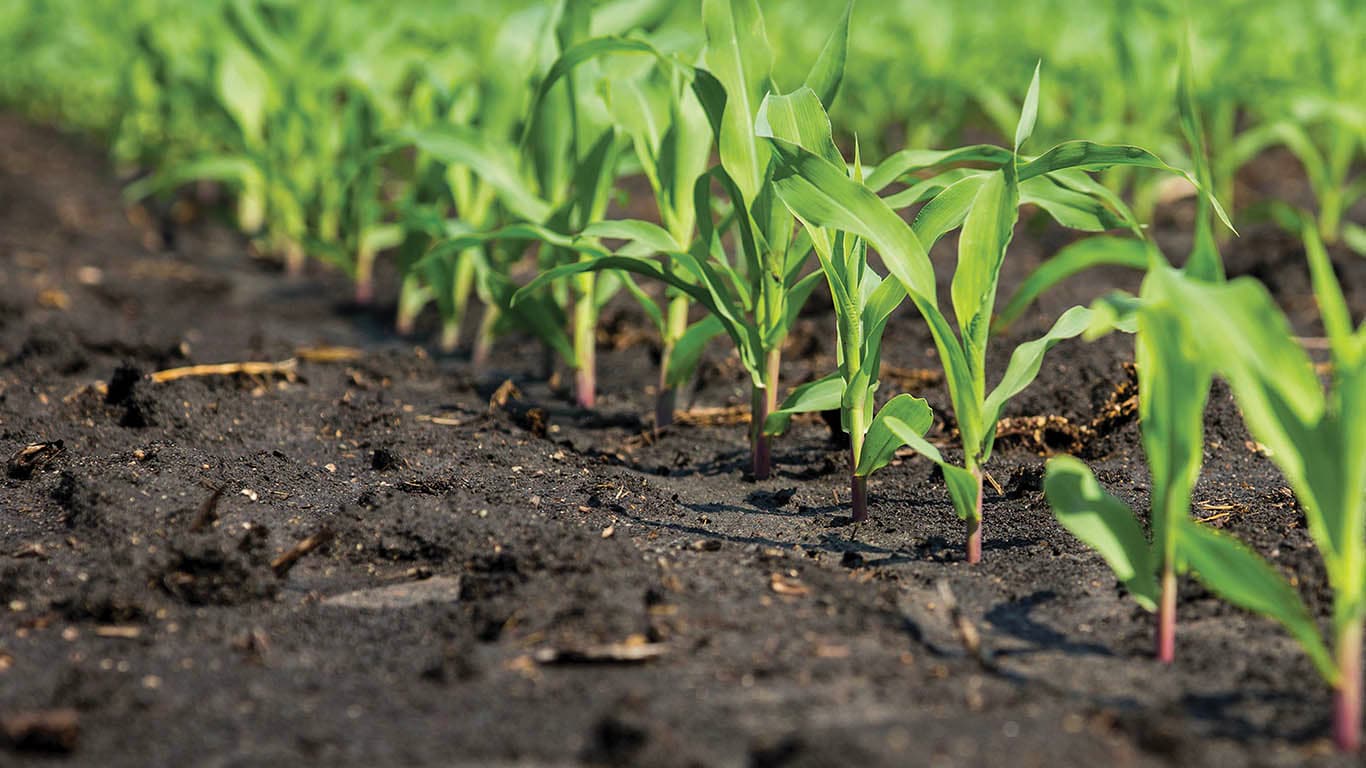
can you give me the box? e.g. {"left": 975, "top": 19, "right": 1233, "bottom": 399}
{"left": 2, "top": 113, "right": 1365, "bottom": 767}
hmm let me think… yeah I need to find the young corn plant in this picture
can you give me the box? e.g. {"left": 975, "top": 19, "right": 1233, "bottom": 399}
{"left": 1043, "top": 220, "right": 1225, "bottom": 665}
{"left": 515, "top": 0, "right": 853, "bottom": 479}
{"left": 760, "top": 66, "right": 1198, "bottom": 560}
{"left": 1219, "top": 3, "right": 1366, "bottom": 252}
{"left": 758, "top": 87, "right": 934, "bottom": 521}
{"left": 1043, "top": 71, "right": 1236, "bottom": 661}
{"left": 1146, "top": 220, "right": 1364, "bottom": 752}
{"left": 413, "top": 2, "right": 639, "bottom": 399}
{"left": 393, "top": 5, "right": 552, "bottom": 353}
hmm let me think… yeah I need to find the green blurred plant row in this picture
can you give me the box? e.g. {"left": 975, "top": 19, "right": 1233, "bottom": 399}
{"left": 3, "top": 0, "right": 1365, "bottom": 750}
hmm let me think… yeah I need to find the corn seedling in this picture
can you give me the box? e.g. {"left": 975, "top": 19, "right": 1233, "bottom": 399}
{"left": 757, "top": 87, "right": 933, "bottom": 521}
{"left": 1147, "top": 220, "right": 1364, "bottom": 752}
{"left": 761, "top": 66, "right": 1213, "bottom": 560}
{"left": 513, "top": 0, "right": 852, "bottom": 479}
{"left": 1044, "top": 220, "right": 1225, "bottom": 665}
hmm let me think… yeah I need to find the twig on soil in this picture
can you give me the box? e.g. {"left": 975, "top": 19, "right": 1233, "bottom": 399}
{"left": 294, "top": 346, "right": 362, "bottom": 363}
{"left": 533, "top": 636, "right": 668, "bottom": 665}
{"left": 150, "top": 359, "right": 298, "bottom": 384}
{"left": 675, "top": 405, "right": 751, "bottom": 426}
{"left": 189, "top": 484, "right": 227, "bottom": 533}
{"left": 270, "top": 528, "right": 334, "bottom": 577}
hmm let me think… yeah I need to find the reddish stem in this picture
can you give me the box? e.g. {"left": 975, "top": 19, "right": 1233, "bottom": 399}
{"left": 851, "top": 472, "right": 868, "bottom": 523}
{"left": 966, "top": 516, "right": 982, "bottom": 564}
{"left": 1335, "top": 621, "right": 1363, "bottom": 752}
{"left": 575, "top": 366, "right": 596, "bottom": 409}
{"left": 1157, "top": 564, "right": 1176, "bottom": 663}
{"left": 965, "top": 468, "right": 984, "bottom": 564}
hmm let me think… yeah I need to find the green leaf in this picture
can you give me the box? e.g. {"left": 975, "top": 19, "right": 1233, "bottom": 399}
{"left": 994, "top": 236, "right": 1151, "bottom": 333}
{"left": 882, "top": 416, "right": 981, "bottom": 522}
{"left": 856, "top": 394, "right": 933, "bottom": 477}
{"left": 665, "top": 315, "right": 725, "bottom": 388}
{"left": 1302, "top": 219, "right": 1359, "bottom": 369}
{"left": 803, "top": 0, "right": 853, "bottom": 110}
{"left": 402, "top": 126, "right": 551, "bottom": 223}
{"left": 982, "top": 304, "right": 1100, "bottom": 428}
{"left": 866, "top": 146, "right": 1013, "bottom": 193}
{"left": 701, "top": 0, "right": 772, "bottom": 203}
{"left": 1019, "top": 141, "right": 1232, "bottom": 235}
{"left": 764, "top": 371, "right": 844, "bottom": 436}
{"left": 584, "top": 218, "right": 682, "bottom": 252}
{"left": 1014, "top": 62, "right": 1041, "bottom": 154}
{"left": 1179, "top": 521, "right": 1336, "bottom": 683}
{"left": 1044, "top": 456, "right": 1158, "bottom": 611}
{"left": 755, "top": 88, "right": 842, "bottom": 167}
{"left": 911, "top": 173, "right": 988, "bottom": 253}
{"left": 951, "top": 170, "right": 1017, "bottom": 372}
{"left": 217, "top": 43, "right": 270, "bottom": 144}
{"left": 763, "top": 139, "right": 936, "bottom": 302}
{"left": 123, "top": 155, "right": 258, "bottom": 202}
{"left": 1135, "top": 297, "right": 1212, "bottom": 558}
{"left": 1343, "top": 222, "right": 1366, "bottom": 257}
{"left": 1020, "top": 175, "right": 1133, "bottom": 233}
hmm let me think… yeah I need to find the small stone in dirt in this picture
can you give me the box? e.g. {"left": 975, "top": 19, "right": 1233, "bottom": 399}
{"left": 690, "top": 539, "right": 721, "bottom": 552}
{"left": 840, "top": 551, "right": 864, "bottom": 568}
{"left": 370, "top": 447, "right": 403, "bottom": 471}
{"left": 1, "top": 708, "right": 79, "bottom": 753}
{"left": 6, "top": 440, "right": 64, "bottom": 480}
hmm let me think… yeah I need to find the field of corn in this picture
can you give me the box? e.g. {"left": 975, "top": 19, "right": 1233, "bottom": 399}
{"left": 0, "top": 0, "right": 1363, "bottom": 764}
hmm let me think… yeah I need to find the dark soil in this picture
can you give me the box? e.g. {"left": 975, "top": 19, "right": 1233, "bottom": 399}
{"left": 2, "top": 113, "right": 1365, "bottom": 767}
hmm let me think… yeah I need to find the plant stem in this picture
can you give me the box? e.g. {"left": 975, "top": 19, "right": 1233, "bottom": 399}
{"left": 440, "top": 251, "right": 478, "bottom": 354}
{"left": 284, "top": 239, "right": 305, "bottom": 279}
{"left": 848, "top": 391, "right": 868, "bottom": 522}
{"left": 966, "top": 466, "right": 984, "bottom": 564}
{"left": 1157, "top": 562, "right": 1177, "bottom": 663}
{"left": 851, "top": 471, "right": 868, "bottom": 523}
{"left": 472, "top": 304, "right": 500, "bottom": 369}
{"left": 354, "top": 244, "right": 375, "bottom": 305}
{"left": 572, "top": 272, "right": 597, "bottom": 409}
{"left": 750, "top": 348, "right": 782, "bottom": 480}
{"left": 655, "top": 294, "right": 689, "bottom": 432}
{"left": 395, "top": 273, "right": 425, "bottom": 336}
{"left": 1321, "top": 188, "right": 1343, "bottom": 245}
{"left": 1335, "top": 620, "right": 1363, "bottom": 752}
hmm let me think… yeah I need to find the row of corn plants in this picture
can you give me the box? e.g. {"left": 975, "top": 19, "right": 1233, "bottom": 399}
{"left": 3, "top": 0, "right": 1364, "bottom": 751}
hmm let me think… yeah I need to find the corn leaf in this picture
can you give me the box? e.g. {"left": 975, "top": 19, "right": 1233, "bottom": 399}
{"left": 764, "top": 371, "right": 845, "bottom": 435}
{"left": 803, "top": 0, "right": 853, "bottom": 110}
{"left": 664, "top": 315, "right": 726, "bottom": 388}
{"left": 855, "top": 394, "right": 933, "bottom": 477}
{"left": 701, "top": 0, "right": 772, "bottom": 203}
{"left": 883, "top": 416, "right": 980, "bottom": 521}
{"left": 1179, "top": 521, "right": 1337, "bottom": 682}
{"left": 1044, "top": 456, "right": 1158, "bottom": 611}
{"left": 994, "top": 236, "right": 1151, "bottom": 333}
